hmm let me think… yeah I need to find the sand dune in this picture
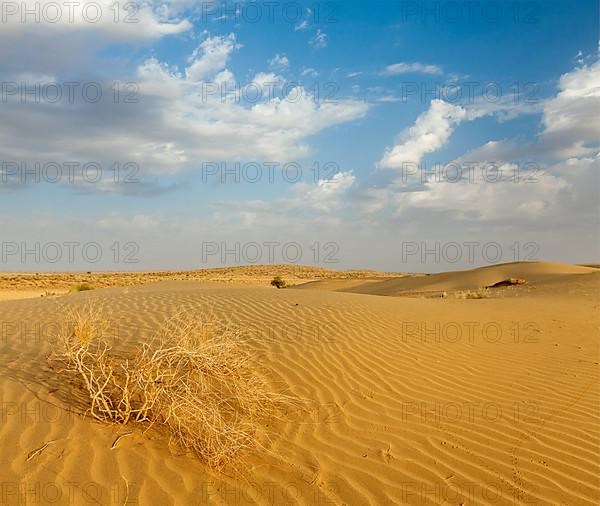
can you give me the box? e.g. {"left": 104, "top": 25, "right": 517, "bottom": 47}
{"left": 0, "top": 265, "right": 598, "bottom": 504}
{"left": 0, "top": 265, "right": 404, "bottom": 302}
{"left": 294, "top": 261, "right": 599, "bottom": 297}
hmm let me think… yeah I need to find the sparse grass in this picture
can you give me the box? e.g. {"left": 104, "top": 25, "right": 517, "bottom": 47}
{"left": 455, "top": 288, "right": 490, "bottom": 299}
{"left": 0, "top": 266, "right": 405, "bottom": 294}
{"left": 49, "top": 304, "right": 293, "bottom": 469}
{"left": 41, "top": 290, "right": 68, "bottom": 298}
{"left": 70, "top": 283, "right": 94, "bottom": 292}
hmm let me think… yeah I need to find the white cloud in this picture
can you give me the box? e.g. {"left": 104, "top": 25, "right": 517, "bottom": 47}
{"left": 0, "top": 0, "right": 191, "bottom": 40}
{"left": 269, "top": 53, "right": 290, "bottom": 70}
{"left": 186, "top": 34, "right": 239, "bottom": 82}
{"left": 310, "top": 29, "right": 328, "bottom": 49}
{"left": 539, "top": 60, "right": 600, "bottom": 158}
{"left": 379, "top": 100, "right": 466, "bottom": 169}
{"left": 371, "top": 59, "right": 600, "bottom": 225}
{"left": 295, "top": 20, "right": 309, "bottom": 31}
{"left": 207, "top": 170, "right": 357, "bottom": 228}
{"left": 375, "top": 95, "right": 402, "bottom": 103}
{"left": 463, "top": 95, "right": 541, "bottom": 123}
{"left": 393, "top": 165, "right": 569, "bottom": 221}
{"left": 0, "top": 34, "right": 369, "bottom": 177}
{"left": 301, "top": 68, "right": 319, "bottom": 77}
{"left": 383, "top": 62, "right": 443, "bottom": 76}
{"left": 0, "top": 0, "right": 191, "bottom": 73}
{"left": 298, "top": 171, "right": 356, "bottom": 213}
{"left": 251, "top": 72, "right": 284, "bottom": 89}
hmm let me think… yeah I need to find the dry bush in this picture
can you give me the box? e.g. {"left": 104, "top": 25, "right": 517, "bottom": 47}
{"left": 49, "top": 303, "right": 293, "bottom": 469}
{"left": 455, "top": 288, "right": 490, "bottom": 299}
{"left": 70, "top": 283, "right": 94, "bottom": 292}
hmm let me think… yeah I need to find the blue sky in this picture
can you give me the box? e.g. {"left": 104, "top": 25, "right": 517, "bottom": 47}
{"left": 0, "top": 0, "right": 598, "bottom": 271}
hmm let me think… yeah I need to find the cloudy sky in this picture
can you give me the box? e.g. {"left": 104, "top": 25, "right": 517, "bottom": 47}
{"left": 0, "top": 0, "right": 598, "bottom": 271}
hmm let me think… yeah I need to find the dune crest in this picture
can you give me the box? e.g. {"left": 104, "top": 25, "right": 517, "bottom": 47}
{"left": 295, "top": 261, "right": 599, "bottom": 297}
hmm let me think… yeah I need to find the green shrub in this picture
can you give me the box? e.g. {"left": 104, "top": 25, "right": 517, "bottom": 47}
{"left": 270, "top": 276, "right": 286, "bottom": 289}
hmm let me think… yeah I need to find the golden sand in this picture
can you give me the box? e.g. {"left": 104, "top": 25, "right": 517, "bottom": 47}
{"left": 0, "top": 262, "right": 598, "bottom": 505}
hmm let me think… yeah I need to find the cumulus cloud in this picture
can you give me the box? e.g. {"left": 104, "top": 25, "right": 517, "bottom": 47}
{"left": 0, "top": 0, "right": 191, "bottom": 73}
{"left": 0, "top": 33, "right": 369, "bottom": 181}
{"left": 185, "top": 34, "right": 239, "bottom": 82}
{"left": 392, "top": 165, "right": 569, "bottom": 221}
{"left": 0, "top": 0, "right": 191, "bottom": 39}
{"left": 370, "top": 58, "right": 600, "bottom": 225}
{"left": 539, "top": 59, "right": 600, "bottom": 158}
{"left": 251, "top": 72, "right": 284, "bottom": 88}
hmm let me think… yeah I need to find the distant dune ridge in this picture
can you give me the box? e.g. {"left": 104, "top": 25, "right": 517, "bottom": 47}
{"left": 1, "top": 260, "right": 595, "bottom": 300}
{"left": 0, "top": 264, "right": 405, "bottom": 301}
{"left": 0, "top": 261, "right": 598, "bottom": 504}
{"left": 295, "top": 261, "right": 599, "bottom": 296}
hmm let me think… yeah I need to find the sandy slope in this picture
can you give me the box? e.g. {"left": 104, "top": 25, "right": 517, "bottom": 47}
{"left": 0, "top": 264, "right": 598, "bottom": 505}
{"left": 295, "top": 261, "right": 599, "bottom": 296}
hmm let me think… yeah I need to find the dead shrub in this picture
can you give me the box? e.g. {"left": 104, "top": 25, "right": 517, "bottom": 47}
{"left": 49, "top": 303, "right": 293, "bottom": 469}
{"left": 455, "top": 288, "right": 490, "bottom": 299}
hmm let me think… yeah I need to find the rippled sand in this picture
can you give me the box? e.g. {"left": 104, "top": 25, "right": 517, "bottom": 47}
{"left": 0, "top": 262, "right": 598, "bottom": 505}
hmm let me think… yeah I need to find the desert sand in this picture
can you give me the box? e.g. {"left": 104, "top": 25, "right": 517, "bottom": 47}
{"left": 0, "top": 262, "right": 598, "bottom": 505}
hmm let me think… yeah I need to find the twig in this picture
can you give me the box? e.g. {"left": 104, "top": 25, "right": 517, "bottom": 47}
{"left": 26, "top": 439, "right": 58, "bottom": 462}
{"left": 111, "top": 431, "right": 134, "bottom": 450}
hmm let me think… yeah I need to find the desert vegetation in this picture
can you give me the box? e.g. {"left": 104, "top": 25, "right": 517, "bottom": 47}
{"left": 270, "top": 276, "right": 287, "bottom": 289}
{"left": 70, "top": 283, "right": 94, "bottom": 292}
{"left": 49, "top": 303, "right": 292, "bottom": 469}
{"left": 0, "top": 265, "right": 404, "bottom": 294}
{"left": 455, "top": 288, "right": 490, "bottom": 299}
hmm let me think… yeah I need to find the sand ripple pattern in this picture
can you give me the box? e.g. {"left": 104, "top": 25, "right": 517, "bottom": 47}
{"left": 0, "top": 277, "right": 598, "bottom": 505}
